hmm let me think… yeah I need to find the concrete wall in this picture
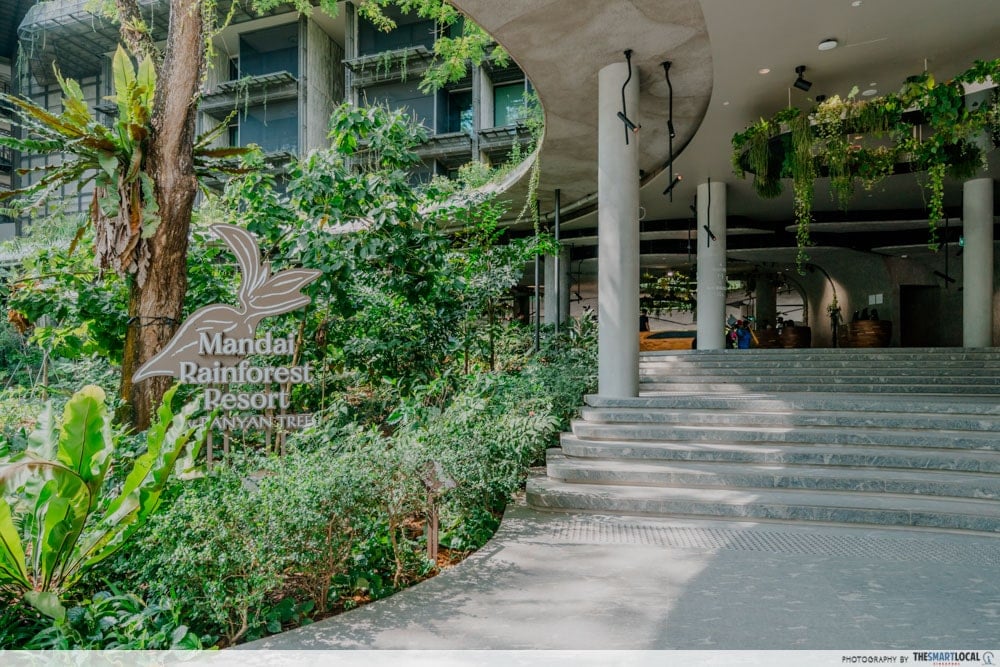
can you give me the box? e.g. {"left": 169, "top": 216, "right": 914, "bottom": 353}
{"left": 304, "top": 17, "right": 345, "bottom": 153}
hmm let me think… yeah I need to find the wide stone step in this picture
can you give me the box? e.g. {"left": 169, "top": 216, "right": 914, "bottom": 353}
{"left": 571, "top": 421, "right": 1000, "bottom": 451}
{"left": 638, "top": 381, "right": 1000, "bottom": 394}
{"left": 578, "top": 406, "right": 1000, "bottom": 433}
{"left": 642, "top": 349, "right": 1000, "bottom": 361}
{"left": 640, "top": 359, "right": 1000, "bottom": 370}
{"left": 639, "top": 373, "right": 999, "bottom": 385}
{"left": 586, "top": 392, "right": 1000, "bottom": 416}
{"left": 526, "top": 475, "right": 1000, "bottom": 533}
{"left": 545, "top": 451, "right": 1000, "bottom": 500}
{"left": 558, "top": 434, "right": 1000, "bottom": 473}
{"left": 639, "top": 365, "right": 1000, "bottom": 377}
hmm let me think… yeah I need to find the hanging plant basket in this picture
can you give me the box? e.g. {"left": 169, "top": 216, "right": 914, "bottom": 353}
{"left": 731, "top": 58, "right": 1000, "bottom": 271}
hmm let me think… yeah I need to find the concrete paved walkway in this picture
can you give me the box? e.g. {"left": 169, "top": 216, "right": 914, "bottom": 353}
{"left": 245, "top": 501, "right": 1000, "bottom": 650}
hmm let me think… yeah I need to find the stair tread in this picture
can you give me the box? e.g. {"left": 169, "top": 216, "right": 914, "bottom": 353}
{"left": 559, "top": 433, "right": 1000, "bottom": 461}
{"left": 528, "top": 476, "right": 1000, "bottom": 514}
{"left": 579, "top": 406, "right": 1000, "bottom": 429}
{"left": 547, "top": 450, "right": 999, "bottom": 481}
{"left": 572, "top": 420, "right": 1000, "bottom": 441}
{"left": 589, "top": 392, "right": 1000, "bottom": 414}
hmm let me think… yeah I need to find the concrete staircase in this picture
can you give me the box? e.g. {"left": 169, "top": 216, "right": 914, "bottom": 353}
{"left": 527, "top": 348, "right": 1000, "bottom": 533}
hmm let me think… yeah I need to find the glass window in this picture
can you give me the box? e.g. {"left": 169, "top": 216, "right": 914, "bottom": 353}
{"left": 239, "top": 23, "right": 299, "bottom": 79}
{"left": 239, "top": 99, "right": 298, "bottom": 154}
{"left": 364, "top": 81, "right": 434, "bottom": 129}
{"left": 358, "top": 11, "right": 436, "bottom": 56}
{"left": 446, "top": 90, "right": 473, "bottom": 134}
{"left": 493, "top": 82, "right": 526, "bottom": 127}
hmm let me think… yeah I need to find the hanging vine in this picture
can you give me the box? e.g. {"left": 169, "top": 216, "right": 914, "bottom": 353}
{"left": 731, "top": 58, "right": 1000, "bottom": 269}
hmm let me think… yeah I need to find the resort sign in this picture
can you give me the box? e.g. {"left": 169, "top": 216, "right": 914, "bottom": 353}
{"left": 132, "top": 224, "right": 321, "bottom": 431}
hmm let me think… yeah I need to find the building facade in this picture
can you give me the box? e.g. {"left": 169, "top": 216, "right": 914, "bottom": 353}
{"left": 2, "top": 0, "right": 533, "bottom": 238}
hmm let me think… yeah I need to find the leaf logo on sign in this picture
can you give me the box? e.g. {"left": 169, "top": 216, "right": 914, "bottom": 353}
{"left": 132, "top": 224, "right": 321, "bottom": 382}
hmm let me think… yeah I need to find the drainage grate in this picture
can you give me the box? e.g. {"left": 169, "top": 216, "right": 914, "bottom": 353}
{"left": 540, "top": 520, "right": 1000, "bottom": 566}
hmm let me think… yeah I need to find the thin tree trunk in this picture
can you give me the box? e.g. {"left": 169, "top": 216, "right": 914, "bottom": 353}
{"left": 118, "top": 0, "right": 204, "bottom": 429}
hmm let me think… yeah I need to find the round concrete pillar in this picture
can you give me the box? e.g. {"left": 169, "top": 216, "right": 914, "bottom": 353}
{"left": 544, "top": 254, "right": 558, "bottom": 325}
{"left": 755, "top": 274, "right": 778, "bottom": 328}
{"left": 696, "top": 180, "right": 728, "bottom": 349}
{"left": 597, "top": 60, "right": 640, "bottom": 397}
{"left": 963, "top": 178, "right": 994, "bottom": 348}
{"left": 559, "top": 246, "right": 572, "bottom": 325}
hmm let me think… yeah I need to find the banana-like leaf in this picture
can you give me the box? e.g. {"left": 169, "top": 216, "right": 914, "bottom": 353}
{"left": 3, "top": 461, "right": 91, "bottom": 592}
{"left": 26, "top": 402, "right": 59, "bottom": 460}
{"left": 54, "top": 385, "right": 112, "bottom": 510}
{"left": 2, "top": 95, "right": 84, "bottom": 139}
{"left": 98, "top": 151, "right": 118, "bottom": 179}
{"left": 0, "top": 497, "right": 29, "bottom": 589}
{"left": 112, "top": 46, "right": 137, "bottom": 120}
{"left": 24, "top": 591, "right": 66, "bottom": 621}
{"left": 72, "top": 386, "right": 202, "bottom": 574}
{"left": 135, "top": 55, "right": 155, "bottom": 112}
{"left": 54, "top": 68, "right": 93, "bottom": 129}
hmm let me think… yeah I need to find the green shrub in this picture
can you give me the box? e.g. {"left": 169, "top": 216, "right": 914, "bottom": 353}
{"left": 22, "top": 589, "right": 206, "bottom": 649}
{"left": 124, "top": 439, "right": 395, "bottom": 645}
{"left": 0, "top": 384, "right": 206, "bottom": 619}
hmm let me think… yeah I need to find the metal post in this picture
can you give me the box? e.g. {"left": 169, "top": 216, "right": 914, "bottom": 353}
{"left": 534, "top": 200, "right": 541, "bottom": 352}
{"left": 554, "top": 188, "right": 561, "bottom": 337}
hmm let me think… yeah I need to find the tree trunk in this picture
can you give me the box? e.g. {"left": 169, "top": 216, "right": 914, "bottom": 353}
{"left": 118, "top": 0, "right": 204, "bottom": 429}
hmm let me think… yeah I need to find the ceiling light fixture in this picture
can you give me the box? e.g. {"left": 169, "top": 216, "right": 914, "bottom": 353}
{"left": 663, "top": 174, "right": 682, "bottom": 196}
{"left": 818, "top": 38, "right": 839, "bottom": 51}
{"left": 758, "top": 67, "right": 771, "bottom": 75}
{"left": 662, "top": 60, "right": 680, "bottom": 202}
{"left": 793, "top": 65, "right": 812, "bottom": 91}
{"left": 619, "top": 49, "right": 640, "bottom": 145}
{"left": 662, "top": 61, "right": 676, "bottom": 138}
{"left": 862, "top": 88, "right": 878, "bottom": 97}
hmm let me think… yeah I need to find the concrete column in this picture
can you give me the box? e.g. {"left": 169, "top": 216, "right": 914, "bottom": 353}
{"left": 544, "top": 248, "right": 572, "bottom": 326}
{"left": 597, "top": 60, "right": 640, "bottom": 397}
{"left": 696, "top": 180, "right": 728, "bottom": 349}
{"left": 755, "top": 274, "right": 777, "bottom": 328}
{"left": 559, "top": 246, "right": 572, "bottom": 324}
{"left": 963, "top": 178, "right": 994, "bottom": 347}
{"left": 344, "top": 2, "right": 357, "bottom": 106}
{"left": 544, "top": 255, "right": 558, "bottom": 325}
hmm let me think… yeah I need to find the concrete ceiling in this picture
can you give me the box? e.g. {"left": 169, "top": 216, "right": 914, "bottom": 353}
{"left": 452, "top": 0, "right": 1000, "bottom": 273}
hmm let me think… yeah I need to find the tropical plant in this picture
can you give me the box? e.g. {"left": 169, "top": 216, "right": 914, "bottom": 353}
{"left": 0, "top": 45, "right": 255, "bottom": 428}
{"left": 0, "top": 47, "right": 248, "bottom": 285}
{"left": 0, "top": 384, "right": 206, "bottom": 619}
{"left": 731, "top": 58, "right": 1000, "bottom": 268}
{"left": 357, "top": 0, "right": 510, "bottom": 93}
{"left": 22, "top": 589, "right": 206, "bottom": 649}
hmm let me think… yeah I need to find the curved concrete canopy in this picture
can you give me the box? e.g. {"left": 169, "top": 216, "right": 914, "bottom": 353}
{"left": 452, "top": 0, "right": 713, "bottom": 228}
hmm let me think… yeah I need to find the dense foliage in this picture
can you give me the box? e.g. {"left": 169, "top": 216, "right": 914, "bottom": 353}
{"left": 0, "top": 82, "right": 584, "bottom": 649}
{"left": 731, "top": 58, "right": 1000, "bottom": 267}
{"left": 0, "top": 385, "right": 206, "bottom": 619}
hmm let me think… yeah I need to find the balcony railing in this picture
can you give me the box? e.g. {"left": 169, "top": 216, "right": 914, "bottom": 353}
{"left": 478, "top": 124, "right": 533, "bottom": 163}
{"left": 0, "top": 129, "right": 13, "bottom": 170}
{"left": 200, "top": 71, "right": 299, "bottom": 119}
{"left": 345, "top": 46, "right": 434, "bottom": 88}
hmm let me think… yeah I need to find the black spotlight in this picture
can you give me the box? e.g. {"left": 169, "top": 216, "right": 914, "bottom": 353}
{"left": 793, "top": 65, "right": 812, "bottom": 91}
{"left": 663, "top": 174, "right": 682, "bottom": 198}
{"left": 617, "top": 111, "right": 640, "bottom": 133}
{"left": 619, "top": 49, "right": 640, "bottom": 143}
{"left": 702, "top": 225, "right": 717, "bottom": 242}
